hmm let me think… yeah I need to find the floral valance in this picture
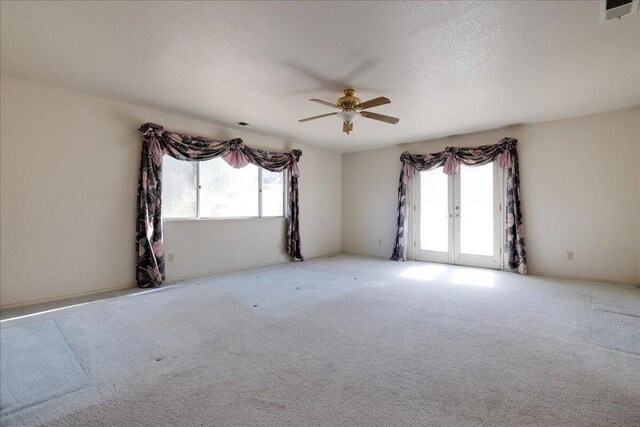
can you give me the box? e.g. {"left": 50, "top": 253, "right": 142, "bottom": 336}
{"left": 391, "top": 138, "right": 527, "bottom": 274}
{"left": 140, "top": 122, "right": 302, "bottom": 175}
{"left": 136, "top": 123, "right": 303, "bottom": 288}
{"left": 400, "top": 137, "right": 517, "bottom": 177}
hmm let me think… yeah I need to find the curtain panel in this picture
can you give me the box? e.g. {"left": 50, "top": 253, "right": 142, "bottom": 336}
{"left": 390, "top": 138, "right": 527, "bottom": 275}
{"left": 136, "top": 123, "right": 303, "bottom": 288}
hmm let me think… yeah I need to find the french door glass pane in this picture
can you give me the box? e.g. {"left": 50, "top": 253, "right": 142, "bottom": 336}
{"left": 162, "top": 155, "right": 197, "bottom": 218}
{"left": 420, "top": 169, "right": 449, "bottom": 252}
{"left": 460, "top": 163, "right": 493, "bottom": 256}
{"left": 262, "top": 170, "right": 284, "bottom": 217}
{"left": 199, "top": 158, "right": 259, "bottom": 217}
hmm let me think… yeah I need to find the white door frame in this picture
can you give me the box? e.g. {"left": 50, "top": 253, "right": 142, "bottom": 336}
{"left": 453, "top": 162, "right": 503, "bottom": 269}
{"left": 414, "top": 172, "right": 454, "bottom": 264}
{"left": 411, "top": 162, "right": 504, "bottom": 270}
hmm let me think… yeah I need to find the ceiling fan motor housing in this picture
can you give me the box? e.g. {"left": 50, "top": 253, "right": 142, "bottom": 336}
{"left": 337, "top": 89, "right": 360, "bottom": 111}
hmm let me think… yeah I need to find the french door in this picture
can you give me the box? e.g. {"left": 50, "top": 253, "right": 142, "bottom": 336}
{"left": 415, "top": 162, "right": 502, "bottom": 269}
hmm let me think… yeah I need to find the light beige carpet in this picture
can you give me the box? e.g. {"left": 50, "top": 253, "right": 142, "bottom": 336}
{"left": 1, "top": 255, "right": 639, "bottom": 426}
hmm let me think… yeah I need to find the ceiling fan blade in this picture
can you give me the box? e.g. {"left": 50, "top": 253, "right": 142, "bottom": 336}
{"left": 309, "top": 99, "right": 340, "bottom": 109}
{"left": 299, "top": 112, "right": 338, "bottom": 122}
{"left": 360, "top": 111, "right": 399, "bottom": 124}
{"left": 357, "top": 96, "right": 391, "bottom": 110}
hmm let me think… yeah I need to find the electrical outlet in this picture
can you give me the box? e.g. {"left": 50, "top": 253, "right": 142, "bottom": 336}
{"left": 168, "top": 253, "right": 175, "bottom": 262}
{"left": 566, "top": 251, "right": 573, "bottom": 261}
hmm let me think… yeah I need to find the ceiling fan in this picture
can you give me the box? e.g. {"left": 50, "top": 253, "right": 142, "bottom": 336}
{"left": 299, "top": 89, "right": 399, "bottom": 135}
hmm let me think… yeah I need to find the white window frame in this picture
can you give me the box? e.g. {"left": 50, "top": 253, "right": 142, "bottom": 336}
{"left": 163, "top": 161, "right": 287, "bottom": 221}
{"left": 413, "top": 162, "right": 504, "bottom": 270}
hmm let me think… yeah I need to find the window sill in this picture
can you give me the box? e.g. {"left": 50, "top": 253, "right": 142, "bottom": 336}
{"left": 163, "top": 216, "right": 286, "bottom": 223}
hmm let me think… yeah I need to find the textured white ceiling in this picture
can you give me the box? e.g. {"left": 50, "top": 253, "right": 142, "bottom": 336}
{"left": 1, "top": 1, "right": 638, "bottom": 152}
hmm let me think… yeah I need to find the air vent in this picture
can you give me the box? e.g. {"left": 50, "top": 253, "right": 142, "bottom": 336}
{"left": 600, "top": 0, "right": 639, "bottom": 21}
{"left": 236, "top": 121, "right": 250, "bottom": 127}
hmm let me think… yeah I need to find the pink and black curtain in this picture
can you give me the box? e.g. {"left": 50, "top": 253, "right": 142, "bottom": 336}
{"left": 390, "top": 137, "right": 527, "bottom": 274}
{"left": 136, "top": 122, "right": 303, "bottom": 288}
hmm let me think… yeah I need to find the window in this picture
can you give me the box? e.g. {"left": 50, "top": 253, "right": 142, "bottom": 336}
{"left": 162, "top": 156, "right": 285, "bottom": 219}
{"left": 199, "top": 159, "right": 259, "bottom": 218}
{"left": 162, "top": 157, "right": 198, "bottom": 218}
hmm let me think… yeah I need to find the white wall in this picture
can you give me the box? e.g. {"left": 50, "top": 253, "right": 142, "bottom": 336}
{"left": 343, "top": 107, "right": 640, "bottom": 285}
{"left": 2, "top": 75, "right": 637, "bottom": 308}
{"left": 0, "top": 76, "right": 342, "bottom": 307}
{"left": 342, "top": 145, "right": 405, "bottom": 259}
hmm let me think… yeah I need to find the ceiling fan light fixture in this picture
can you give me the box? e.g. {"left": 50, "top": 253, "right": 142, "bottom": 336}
{"left": 336, "top": 110, "right": 361, "bottom": 124}
{"left": 299, "top": 89, "right": 398, "bottom": 134}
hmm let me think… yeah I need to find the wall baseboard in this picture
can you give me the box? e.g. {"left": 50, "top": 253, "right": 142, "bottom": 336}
{"left": 339, "top": 251, "right": 640, "bottom": 288}
{"left": 165, "top": 253, "right": 343, "bottom": 285}
{"left": 165, "top": 259, "right": 291, "bottom": 284}
{"left": 5, "top": 253, "right": 632, "bottom": 311}
{"left": 0, "top": 283, "right": 136, "bottom": 310}
{"left": 531, "top": 272, "right": 640, "bottom": 288}
{"left": 0, "top": 258, "right": 296, "bottom": 310}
